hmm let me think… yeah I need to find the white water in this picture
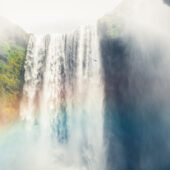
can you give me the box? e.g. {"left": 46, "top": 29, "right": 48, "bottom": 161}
{"left": 19, "top": 24, "right": 106, "bottom": 170}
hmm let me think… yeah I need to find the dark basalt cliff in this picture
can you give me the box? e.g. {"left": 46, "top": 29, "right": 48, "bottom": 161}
{"left": 98, "top": 12, "right": 170, "bottom": 170}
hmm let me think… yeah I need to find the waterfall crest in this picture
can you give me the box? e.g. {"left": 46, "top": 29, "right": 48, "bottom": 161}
{"left": 20, "top": 24, "right": 106, "bottom": 170}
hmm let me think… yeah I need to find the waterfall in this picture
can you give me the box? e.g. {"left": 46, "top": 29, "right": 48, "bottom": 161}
{"left": 19, "top": 24, "right": 106, "bottom": 170}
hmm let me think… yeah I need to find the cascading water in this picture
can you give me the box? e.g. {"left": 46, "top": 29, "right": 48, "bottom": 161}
{"left": 19, "top": 24, "right": 106, "bottom": 170}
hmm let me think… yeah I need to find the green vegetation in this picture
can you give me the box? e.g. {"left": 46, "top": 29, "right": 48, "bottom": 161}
{"left": 98, "top": 13, "right": 122, "bottom": 38}
{"left": 0, "top": 42, "right": 26, "bottom": 123}
{"left": 0, "top": 17, "right": 28, "bottom": 123}
{"left": 0, "top": 41, "right": 10, "bottom": 59}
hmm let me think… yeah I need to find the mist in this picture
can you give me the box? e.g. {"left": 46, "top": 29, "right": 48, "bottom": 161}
{"left": 1, "top": 0, "right": 170, "bottom": 170}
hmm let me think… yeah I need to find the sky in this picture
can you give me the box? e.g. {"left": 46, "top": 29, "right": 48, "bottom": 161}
{"left": 0, "top": 0, "right": 121, "bottom": 33}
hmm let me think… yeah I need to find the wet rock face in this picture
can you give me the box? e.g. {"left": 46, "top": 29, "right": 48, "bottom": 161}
{"left": 98, "top": 19, "right": 170, "bottom": 170}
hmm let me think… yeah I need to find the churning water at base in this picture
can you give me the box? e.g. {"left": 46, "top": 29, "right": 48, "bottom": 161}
{"left": 8, "top": 24, "right": 105, "bottom": 170}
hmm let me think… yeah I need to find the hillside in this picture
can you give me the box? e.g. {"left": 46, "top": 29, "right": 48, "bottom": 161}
{"left": 0, "top": 17, "right": 29, "bottom": 123}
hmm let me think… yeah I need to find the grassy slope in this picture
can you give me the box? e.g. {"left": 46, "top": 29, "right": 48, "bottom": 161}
{"left": 98, "top": 12, "right": 122, "bottom": 39}
{"left": 0, "top": 17, "right": 28, "bottom": 123}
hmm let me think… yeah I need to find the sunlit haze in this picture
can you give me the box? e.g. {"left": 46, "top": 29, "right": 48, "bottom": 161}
{"left": 0, "top": 0, "right": 121, "bottom": 33}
